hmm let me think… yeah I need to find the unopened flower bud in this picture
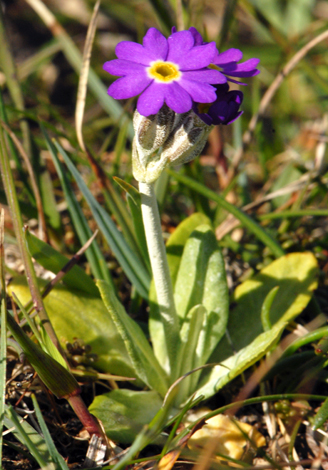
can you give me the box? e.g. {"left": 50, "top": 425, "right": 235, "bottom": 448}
{"left": 133, "top": 104, "right": 175, "bottom": 161}
{"left": 161, "top": 112, "right": 213, "bottom": 166}
{"left": 132, "top": 104, "right": 176, "bottom": 184}
{"left": 132, "top": 107, "right": 212, "bottom": 184}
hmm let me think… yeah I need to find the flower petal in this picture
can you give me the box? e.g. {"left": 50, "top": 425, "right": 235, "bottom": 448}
{"left": 108, "top": 73, "right": 152, "bottom": 99}
{"left": 183, "top": 69, "right": 227, "bottom": 84}
{"left": 223, "top": 58, "right": 260, "bottom": 73}
{"left": 115, "top": 41, "right": 156, "bottom": 65}
{"left": 143, "top": 27, "right": 168, "bottom": 60}
{"left": 103, "top": 59, "right": 145, "bottom": 77}
{"left": 137, "top": 82, "right": 166, "bottom": 116}
{"left": 166, "top": 30, "right": 194, "bottom": 63}
{"left": 164, "top": 82, "right": 192, "bottom": 113}
{"left": 179, "top": 79, "right": 217, "bottom": 103}
{"left": 214, "top": 48, "right": 243, "bottom": 65}
{"left": 188, "top": 27, "right": 204, "bottom": 46}
{"left": 177, "top": 43, "right": 217, "bottom": 70}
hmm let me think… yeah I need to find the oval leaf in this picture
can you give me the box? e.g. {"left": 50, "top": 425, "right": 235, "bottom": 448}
{"left": 8, "top": 277, "right": 135, "bottom": 379}
{"left": 174, "top": 224, "right": 229, "bottom": 362}
{"left": 198, "top": 252, "right": 319, "bottom": 399}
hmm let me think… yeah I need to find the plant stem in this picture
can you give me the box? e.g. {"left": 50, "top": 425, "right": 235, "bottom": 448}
{"left": 139, "top": 182, "right": 180, "bottom": 377}
{"left": 68, "top": 394, "right": 103, "bottom": 437}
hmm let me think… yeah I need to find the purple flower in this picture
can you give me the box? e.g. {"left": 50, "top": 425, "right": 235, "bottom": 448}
{"left": 103, "top": 28, "right": 226, "bottom": 117}
{"left": 193, "top": 83, "right": 244, "bottom": 126}
{"left": 176, "top": 27, "right": 260, "bottom": 85}
{"left": 212, "top": 49, "right": 260, "bottom": 85}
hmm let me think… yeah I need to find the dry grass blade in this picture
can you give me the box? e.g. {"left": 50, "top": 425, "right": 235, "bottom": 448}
{"left": 231, "top": 28, "right": 328, "bottom": 174}
{"left": 75, "top": 0, "right": 101, "bottom": 152}
{"left": 0, "top": 120, "right": 47, "bottom": 242}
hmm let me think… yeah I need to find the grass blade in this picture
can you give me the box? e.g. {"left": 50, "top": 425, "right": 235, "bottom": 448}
{"left": 55, "top": 140, "right": 150, "bottom": 298}
{"left": 31, "top": 395, "right": 69, "bottom": 470}
{"left": 4, "top": 406, "right": 53, "bottom": 469}
{"left": 43, "top": 126, "right": 114, "bottom": 288}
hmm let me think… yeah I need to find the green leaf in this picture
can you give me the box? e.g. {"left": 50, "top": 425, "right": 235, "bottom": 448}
{"left": 97, "top": 279, "right": 168, "bottom": 396}
{"left": 167, "top": 214, "right": 211, "bottom": 287}
{"left": 196, "top": 324, "right": 286, "bottom": 400}
{"left": 175, "top": 304, "right": 206, "bottom": 404}
{"left": 55, "top": 140, "right": 150, "bottom": 299}
{"left": 197, "top": 252, "right": 319, "bottom": 399}
{"left": 149, "top": 213, "right": 210, "bottom": 370}
{"left": 89, "top": 389, "right": 163, "bottom": 444}
{"left": 6, "top": 310, "right": 79, "bottom": 399}
{"left": 8, "top": 276, "right": 135, "bottom": 379}
{"left": 174, "top": 224, "right": 229, "bottom": 361}
{"left": 25, "top": 230, "right": 99, "bottom": 296}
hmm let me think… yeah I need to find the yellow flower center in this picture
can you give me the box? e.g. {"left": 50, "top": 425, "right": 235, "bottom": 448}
{"left": 148, "top": 61, "right": 181, "bottom": 83}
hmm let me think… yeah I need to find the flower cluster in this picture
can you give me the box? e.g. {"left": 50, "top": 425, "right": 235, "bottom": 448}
{"left": 104, "top": 27, "right": 260, "bottom": 183}
{"left": 104, "top": 27, "right": 259, "bottom": 124}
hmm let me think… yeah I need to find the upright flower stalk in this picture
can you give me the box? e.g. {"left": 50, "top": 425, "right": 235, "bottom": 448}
{"left": 139, "top": 182, "right": 180, "bottom": 375}
{"left": 104, "top": 26, "right": 260, "bottom": 379}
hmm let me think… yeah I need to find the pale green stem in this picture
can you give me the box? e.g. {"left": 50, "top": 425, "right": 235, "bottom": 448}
{"left": 139, "top": 182, "right": 180, "bottom": 377}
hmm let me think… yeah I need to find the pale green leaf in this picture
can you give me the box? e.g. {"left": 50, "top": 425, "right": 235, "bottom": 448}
{"left": 174, "top": 224, "right": 229, "bottom": 361}
{"left": 197, "top": 252, "right": 319, "bottom": 399}
{"left": 97, "top": 279, "right": 168, "bottom": 396}
{"left": 8, "top": 276, "right": 135, "bottom": 379}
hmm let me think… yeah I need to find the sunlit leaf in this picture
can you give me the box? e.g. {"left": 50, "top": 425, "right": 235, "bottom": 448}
{"left": 89, "top": 389, "right": 163, "bottom": 443}
{"left": 197, "top": 252, "right": 318, "bottom": 398}
{"left": 8, "top": 277, "right": 135, "bottom": 379}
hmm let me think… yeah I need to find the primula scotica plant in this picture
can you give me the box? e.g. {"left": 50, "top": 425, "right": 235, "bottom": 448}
{"left": 6, "top": 22, "right": 318, "bottom": 455}
{"left": 78, "top": 27, "right": 317, "bottom": 446}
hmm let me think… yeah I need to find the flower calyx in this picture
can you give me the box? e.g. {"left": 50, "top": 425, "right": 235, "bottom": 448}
{"left": 132, "top": 106, "right": 212, "bottom": 184}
